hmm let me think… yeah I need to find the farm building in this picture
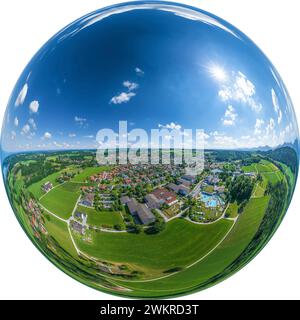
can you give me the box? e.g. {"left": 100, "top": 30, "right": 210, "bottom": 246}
{"left": 71, "top": 220, "right": 86, "bottom": 235}
{"left": 42, "top": 181, "right": 53, "bottom": 193}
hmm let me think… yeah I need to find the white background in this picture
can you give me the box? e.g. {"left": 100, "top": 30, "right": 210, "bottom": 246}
{"left": 0, "top": 0, "right": 299, "bottom": 300}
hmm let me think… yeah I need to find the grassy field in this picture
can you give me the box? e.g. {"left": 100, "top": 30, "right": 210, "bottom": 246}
{"left": 71, "top": 166, "right": 111, "bottom": 182}
{"left": 60, "top": 182, "right": 83, "bottom": 193}
{"left": 72, "top": 218, "right": 233, "bottom": 278}
{"left": 280, "top": 162, "right": 296, "bottom": 189}
{"left": 43, "top": 214, "right": 78, "bottom": 257}
{"left": 76, "top": 205, "right": 124, "bottom": 228}
{"left": 113, "top": 195, "right": 270, "bottom": 297}
{"left": 40, "top": 185, "right": 80, "bottom": 220}
{"left": 243, "top": 160, "right": 284, "bottom": 187}
{"left": 28, "top": 171, "right": 63, "bottom": 199}
{"left": 226, "top": 202, "right": 239, "bottom": 218}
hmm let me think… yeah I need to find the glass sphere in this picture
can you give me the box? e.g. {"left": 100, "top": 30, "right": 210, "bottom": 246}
{"left": 1, "top": 1, "right": 299, "bottom": 298}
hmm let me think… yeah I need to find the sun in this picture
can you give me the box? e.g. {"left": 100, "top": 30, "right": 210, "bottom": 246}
{"left": 209, "top": 64, "right": 228, "bottom": 82}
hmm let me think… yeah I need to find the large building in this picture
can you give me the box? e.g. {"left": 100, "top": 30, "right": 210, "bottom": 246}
{"left": 151, "top": 188, "right": 178, "bottom": 206}
{"left": 167, "top": 183, "right": 190, "bottom": 196}
{"left": 144, "top": 194, "right": 162, "bottom": 209}
{"left": 126, "top": 198, "right": 156, "bottom": 225}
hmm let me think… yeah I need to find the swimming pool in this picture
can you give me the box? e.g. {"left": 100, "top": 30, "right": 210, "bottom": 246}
{"left": 200, "top": 192, "right": 224, "bottom": 208}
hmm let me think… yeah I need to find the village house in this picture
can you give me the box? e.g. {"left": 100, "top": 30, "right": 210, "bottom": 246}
{"left": 42, "top": 181, "right": 53, "bottom": 193}
{"left": 71, "top": 220, "right": 86, "bottom": 235}
{"left": 205, "top": 175, "right": 220, "bottom": 185}
{"left": 151, "top": 188, "right": 178, "bottom": 206}
{"left": 177, "top": 178, "right": 192, "bottom": 187}
{"left": 80, "top": 193, "right": 95, "bottom": 207}
{"left": 167, "top": 183, "right": 190, "bottom": 196}
{"left": 181, "top": 175, "right": 196, "bottom": 183}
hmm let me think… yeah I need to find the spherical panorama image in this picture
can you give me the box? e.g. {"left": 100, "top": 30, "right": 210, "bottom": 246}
{"left": 1, "top": 1, "right": 299, "bottom": 298}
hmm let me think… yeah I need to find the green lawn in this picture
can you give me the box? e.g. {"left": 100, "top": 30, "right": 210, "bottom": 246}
{"left": 28, "top": 171, "right": 62, "bottom": 199}
{"left": 226, "top": 202, "right": 239, "bottom": 218}
{"left": 76, "top": 205, "right": 124, "bottom": 228}
{"left": 242, "top": 163, "right": 257, "bottom": 173}
{"left": 40, "top": 185, "right": 80, "bottom": 220}
{"left": 114, "top": 196, "right": 270, "bottom": 297}
{"left": 72, "top": 218, "right": 233, "bottom": 278}
{"left": 262, "top": 171, "right": 283, "bottom": 185}
{"left": 60, "top": 182, "right": 83, "bottom": 193}
{"left": 43, "top": 214, "right": 78, "bottom": 257}
{"left": 243, "top": 160, "right": 284, "bottom": 187}
{"left": 280, "top": 162, "right": 296, "bottom": 189}
{"left": 71, "top": 166, "right": 111, "bottom": 182}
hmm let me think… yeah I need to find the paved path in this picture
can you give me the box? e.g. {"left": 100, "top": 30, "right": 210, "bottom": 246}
{"left": 38, "top": 202, "right": 68, "bottom": 223}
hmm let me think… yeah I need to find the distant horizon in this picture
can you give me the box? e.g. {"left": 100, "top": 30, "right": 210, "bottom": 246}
{"left": 2, "top": 138, "right": 298, "bottom": 161}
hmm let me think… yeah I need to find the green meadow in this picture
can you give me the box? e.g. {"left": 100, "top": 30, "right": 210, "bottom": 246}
{"left": 73, "top": 218, "right": 233, "bottom": 278}
{"left": 76, "top": 205, "right": 124, "bottom": 228}
{"left": 114, "top": 196, "right": 270, "bottom": 297}
{"left": 43, "top": 214, "right": 78, "bottom": 257}
{"left": 40, "top": 185, "right": 80, "bottom": 220}
{"left": 71, "top": 166, "right": 111, "bottom": 182}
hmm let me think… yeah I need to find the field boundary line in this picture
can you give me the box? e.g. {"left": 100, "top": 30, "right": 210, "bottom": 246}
{"left": 39, "top": 202, "right": 68, "bottom": 223}
{"left": 39, "top": 181, "right": 67, "bottom": 201}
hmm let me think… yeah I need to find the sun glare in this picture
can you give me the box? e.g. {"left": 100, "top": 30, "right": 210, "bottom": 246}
{"left": 209, "top": 65, "right": 227, "bottom": 82}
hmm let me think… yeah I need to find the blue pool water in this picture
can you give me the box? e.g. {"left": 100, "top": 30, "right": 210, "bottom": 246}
{"left": 200, "top": 192, "right": 223, "bottom": 208}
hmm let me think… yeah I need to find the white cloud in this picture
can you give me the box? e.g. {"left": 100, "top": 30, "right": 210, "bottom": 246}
{"left": 15, "top": 83, "right": 28, "bottom": 107}
{"left": 69, "top": 133, "right": 76, "bottom": 138}
{"left": 74, "top": 116, "right": 88, "bottom": 127}
{"left": 11, "top": 131, "right": 16, "bottom": 140}
{"left": 271, "top": 89, "right": 282, "bottom": 124}
{"left": 21, "top": 124, "right": 30, "bottom": 135}
{"left": 84, "top": 135, "right": 94, "bottom": 138}
{"left": 222, "top": 105, "right": 237, "bottom": 126}
{"left": 110, "top": 92, "right": 136, "bottom": 104}
{"left": 123, "top": 81, "right": 138, "bottom": 91}
{"left": 74, "top": 116, "right": 87, "bottom": 122}
{"left": 29, "top": 100, "right": 39, "bottom": 113}
{"left": 20, "top": 118, "right": 37, "bottom": 139}
{"left": 14, "top": 117, "right": 19, "bottom": 127}
{"left": 203, "top": 132, "right": 210, "bottom": 140}
{"left": 218, "top": 72, "right": 262, "bottom": 112}
{"left": 158, "top": 122, "right": 182, "bottom": 130}
{"left": 254, "top": 118, "right": 264, "bottom": 135}
{"left": 28, "top": 118, "right": 37, "bottom": 130}
{"left": 135, "top": 67, "right": 144, "bottom": 76}
{"left": 266, "top": 118, "right": 275, "bottom": 133}
{"left": 43, "top": 132, "right": 52, "bottom": 139}
{"left": 111, "top": 77, "right": 140, "bottom": 105}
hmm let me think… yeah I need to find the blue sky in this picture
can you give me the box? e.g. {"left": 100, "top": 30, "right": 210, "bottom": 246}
{"left": 1, "top": 1, "right": 299, "bottom": 152}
